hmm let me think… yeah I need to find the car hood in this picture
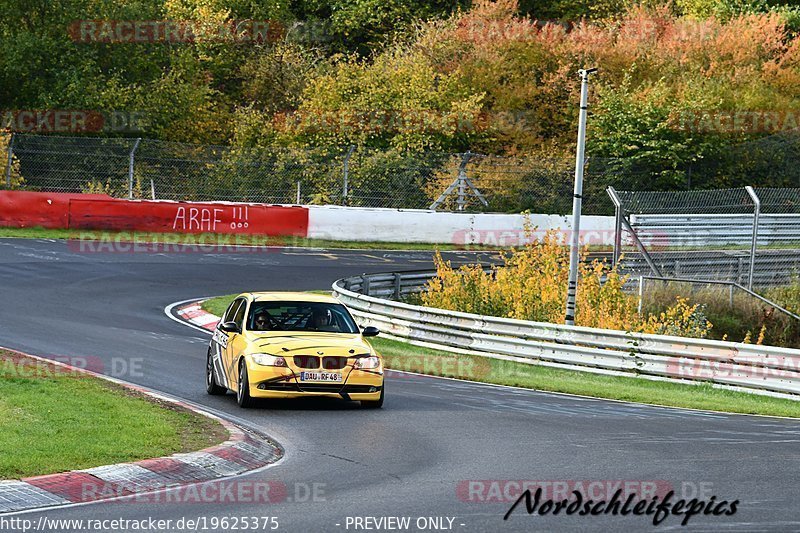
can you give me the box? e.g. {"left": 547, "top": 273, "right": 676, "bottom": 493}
{"left": 243, "top": 331, "right": 374, "bottom": 356}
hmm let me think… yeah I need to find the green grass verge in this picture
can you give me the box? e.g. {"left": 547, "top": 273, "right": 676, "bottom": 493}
{"left": 371, "top": 337, "right": 800, "bottom": 418}
{"left": 0, "top": 226, "right": 506, "bottom": 251}
{"left": 203, "top": 294, "right": 239, "bottom": 317}
{"left": 0, "top": 350, "right": 228, "bottom": 479}
{"left": 202, "top": 293, "right": 800, "bottom": 418}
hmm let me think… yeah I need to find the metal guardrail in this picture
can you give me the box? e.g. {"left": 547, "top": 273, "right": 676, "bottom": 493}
{"left": 333, "top": 270, "right": 800, "bottom": 398}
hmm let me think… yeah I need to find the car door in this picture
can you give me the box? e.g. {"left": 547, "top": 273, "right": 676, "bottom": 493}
{"left": 226, "top": 298, "right": 250, "bottom": 389}
{"left": 209, "top": 298, "right": 241, "bottom": 390}
{"left": 217, "top": 297, "right": 245, "bottom": 388}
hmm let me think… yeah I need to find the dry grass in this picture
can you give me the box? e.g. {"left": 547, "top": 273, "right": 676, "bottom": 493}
{"left": 643, "top": 281, "right": 800, "bottom": 348}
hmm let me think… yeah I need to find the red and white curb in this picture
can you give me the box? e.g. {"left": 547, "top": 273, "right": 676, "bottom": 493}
{"left": 0, "top": 347, "right": 282, "bottom": 514}
{"left": 175, "top": 302, "right": 220, "bottom": 331}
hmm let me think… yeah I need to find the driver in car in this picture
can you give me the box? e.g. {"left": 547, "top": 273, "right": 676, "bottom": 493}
{"left": 310, "top": 308, "right": 336, "bottom": 332}
{"left": 253, "top": 312, "right": 272, "bottom": 331}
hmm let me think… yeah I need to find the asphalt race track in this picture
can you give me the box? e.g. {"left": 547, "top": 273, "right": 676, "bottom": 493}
{"left": 1, "top": 238, "right": 799, "bottom": 532}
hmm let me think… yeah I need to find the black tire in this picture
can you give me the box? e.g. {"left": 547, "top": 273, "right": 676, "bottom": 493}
{"left": 206, "top": 349, "right": 226, "bottom": 395}
{"left": 237, "top": 359, "right": 255, "bottom": 408}
{"left": 361, "top": 385, "right": 384, "bottom": 409}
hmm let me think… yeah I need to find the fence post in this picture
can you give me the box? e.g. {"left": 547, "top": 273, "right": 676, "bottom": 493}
{"left": 736, "top": 257, "right": 744, "bottom": 285}
{"left": 430, "top": 151, "right": 476, "bottom": 211}
{"left": 342, "top": 145, "right": 355, "bottom": 206}
{"left": 612, "top": 202, "right": 622, "bottom": 267}
{"left": 458, "top": 151, "right": 472, "bottom": 211}
{"left": 745, "top": 186, "right": 760, "bottom": 290}
{"left": 606, "top": 186, "right": 663, "bottom": 277}
{"left": 637, "top": 276, "right": 644, "bottom": 314}
{"left": 296, "top": 181, "right": 301, "bottom": 204}
{"left": 128, "top": 138, "right": 141, "bottom": 199}
{"left": 5, "top": 132, "right": 15, "bottom": 188}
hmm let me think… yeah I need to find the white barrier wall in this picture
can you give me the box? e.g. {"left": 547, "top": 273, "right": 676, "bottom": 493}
{"left": 307, "top": 205, "right": 615, "bottom": 245}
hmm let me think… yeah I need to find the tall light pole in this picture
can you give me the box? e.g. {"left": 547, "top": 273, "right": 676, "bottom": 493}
{"left": 565, "top": 67, "right": 597, "bottom": 326}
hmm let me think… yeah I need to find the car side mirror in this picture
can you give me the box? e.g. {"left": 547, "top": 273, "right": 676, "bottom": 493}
{"left": 220, "top": 321, "right": 240, "bottom": 333}
{"left": 361, "top": 326, "right": 380, "bottom": 337}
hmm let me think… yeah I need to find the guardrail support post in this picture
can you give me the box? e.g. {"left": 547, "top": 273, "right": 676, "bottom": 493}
{"left": 393, "top": 273, "right": 401, "bottom": 300}
{"left": 5, "top": 132, "right": 15, "bottom": 188}
{"left": 362, "top": 275, "right": 370, "bottom": 296}
{"left": 745, "top": 186, "right": 760, "bottom": 291}
{"left": 128, "top": 138, "right": 141, "bottom": 199}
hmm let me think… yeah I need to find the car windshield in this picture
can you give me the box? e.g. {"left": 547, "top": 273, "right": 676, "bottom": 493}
{"left": 247, "top": 301, "right": 359, "bottom": 334}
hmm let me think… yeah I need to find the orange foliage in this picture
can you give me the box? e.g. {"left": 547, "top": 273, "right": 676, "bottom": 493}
{"left": 407, "top": 1, "right": 799, "bottom": 154}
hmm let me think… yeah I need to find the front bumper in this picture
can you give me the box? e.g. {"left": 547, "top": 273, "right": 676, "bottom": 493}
{"left": 245, "top": 360, "right": 383, "bottom": 400}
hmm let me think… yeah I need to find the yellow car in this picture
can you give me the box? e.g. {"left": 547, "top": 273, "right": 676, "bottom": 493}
{"left": 206, "top": 292, "right": 384, "bottom": 409}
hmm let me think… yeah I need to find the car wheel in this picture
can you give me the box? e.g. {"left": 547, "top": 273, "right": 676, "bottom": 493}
{"left": 206, "top": 349, "right": 226, "bottom": 395}
{"left": 237, "top": 359, "right": 255, "bottom": 408}
{"left": 361, "top": 385, "right": 384, "bottom": 409}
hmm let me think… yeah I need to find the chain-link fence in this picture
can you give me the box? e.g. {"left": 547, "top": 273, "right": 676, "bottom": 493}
{"left": 2, "top": 133, "right": 627, "bottom": 213}
{"left": 3, "top": 134, "right": 134, "bottom": 195}
{"left": 608, "top": 186, "right": 800, "bottom": 296}
{"left": 8, "top": 131, "right": 800, "bottom": 216}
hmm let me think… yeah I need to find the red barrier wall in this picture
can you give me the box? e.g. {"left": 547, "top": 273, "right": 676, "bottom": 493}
{"left": 69, "top": 199, "right": 308, "bottom": 236}
{"left": 0, "top": 191, "right": 112, "bottom": 229}
{"left": 0, "top": 191, "right": 309, "bottom": 236}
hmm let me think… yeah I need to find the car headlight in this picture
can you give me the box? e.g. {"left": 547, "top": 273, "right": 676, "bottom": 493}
{"left": 251, "top": 354, "right": 287, "bottom": 367}
{"left": 354, "top": 356, "right": 381, "bottom": 370}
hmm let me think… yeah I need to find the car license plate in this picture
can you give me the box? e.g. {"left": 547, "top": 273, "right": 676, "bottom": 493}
{"left": 300, "top": 371, "right": 342, "bottom": 382}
